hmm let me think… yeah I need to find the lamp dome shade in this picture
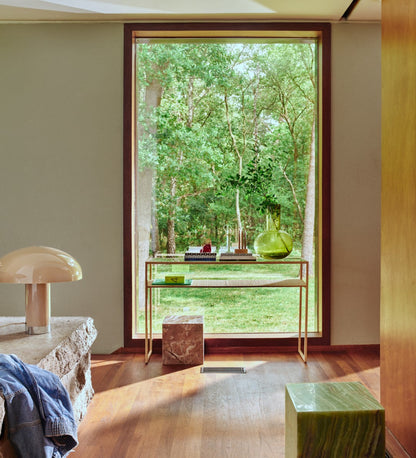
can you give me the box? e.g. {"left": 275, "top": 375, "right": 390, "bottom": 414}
{"left": 0, "top": 246, "right": 82, "bottom": 284}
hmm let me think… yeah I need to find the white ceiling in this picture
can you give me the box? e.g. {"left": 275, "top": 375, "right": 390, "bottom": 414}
{"left": 0, "top": 0, "right": 381, "bottom": 22}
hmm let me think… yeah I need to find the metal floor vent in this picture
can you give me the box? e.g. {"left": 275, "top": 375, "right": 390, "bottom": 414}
{"left": 385, "top": 451, "right": 392, "bottom": 458}
{"left": 200, "top": 366, "right": 246, "bottom": 374}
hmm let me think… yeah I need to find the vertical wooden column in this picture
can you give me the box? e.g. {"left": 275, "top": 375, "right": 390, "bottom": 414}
{"left": 381, "top": 0, "right": 416, "bottom": 455}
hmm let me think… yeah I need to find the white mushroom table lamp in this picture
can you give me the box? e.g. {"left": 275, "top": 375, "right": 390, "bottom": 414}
{"left": 0, "top": 246, "right": 82, "bottom": 334}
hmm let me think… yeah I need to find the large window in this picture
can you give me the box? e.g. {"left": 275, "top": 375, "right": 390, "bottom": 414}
{"left": 124, "top": 23, "right": 331, "bottom": 350}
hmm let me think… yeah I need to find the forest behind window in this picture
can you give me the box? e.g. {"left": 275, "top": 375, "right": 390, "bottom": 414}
{"left": 135, "top": 39, "right": 319, "bottom": 334}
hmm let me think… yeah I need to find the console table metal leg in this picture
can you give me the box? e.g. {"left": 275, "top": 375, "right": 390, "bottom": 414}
{"left": 145, "top": 263, "right": 153, "bottom": 364}
{"left": 303, "top": 283, "right": 308, "bottom": 362}
{"left": 298, "top": 262, "right": 308, "bottom": 363}
{"left": 149, "top": 286, "right": 153, "bottom": 360}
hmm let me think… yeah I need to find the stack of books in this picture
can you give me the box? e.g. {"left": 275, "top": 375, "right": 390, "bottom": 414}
{"left": 219, "top": 253, "right": 257, "bottom": 261}
{"left": 184, "top": 252, "right": 217, "bottom": 261}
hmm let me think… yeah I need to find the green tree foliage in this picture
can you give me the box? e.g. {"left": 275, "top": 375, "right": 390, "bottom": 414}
{"left": 136, "top": 40, "right": 317, "bottom": 253}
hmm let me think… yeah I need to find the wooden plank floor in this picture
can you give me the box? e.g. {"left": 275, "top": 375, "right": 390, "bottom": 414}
{"left": 72, "top": 349, "right": 381, "bottom": 458}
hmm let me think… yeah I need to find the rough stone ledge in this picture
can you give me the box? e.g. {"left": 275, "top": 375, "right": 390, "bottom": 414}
{"left": 0, "top": 317, "right": 97, "bottom": 441}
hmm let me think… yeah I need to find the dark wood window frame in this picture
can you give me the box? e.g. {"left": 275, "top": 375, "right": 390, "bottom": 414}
{"left": 123, "top": 22, "right": 331, "bottom": 353}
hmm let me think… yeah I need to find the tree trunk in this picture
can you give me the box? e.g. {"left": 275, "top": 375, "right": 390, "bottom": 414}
{"left": 280, "top": 164, "right": 304, "bottom": 225}
{"left": 235, "top": 149, "right": 244, "bottom": 232}
{"left": 253, "top": 64, "right": 260, "bottom": 159}
{"left": 167, "top": 218, "right": 176, "bottom": 254}
{"left": 151, "top": 174, "right": 160, "bottom": 255}
{"left": 136, "top": 78, "right": 162, "bottom": 310}
{"left": 224, "top": 90, "right": 243, "bottom": 233}
{"left": 167, "top": 176, "right": 177, "bottom": 254}
{"left": 301, "top": 118, "right": 316, "bottom": 274}
{"left": 235, "top": 188, "right": 242, "bottom": 233}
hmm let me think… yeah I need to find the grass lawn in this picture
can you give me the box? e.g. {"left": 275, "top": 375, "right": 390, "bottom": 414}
{"left": 137, "top": 258, "right": 316, "bottom": 334}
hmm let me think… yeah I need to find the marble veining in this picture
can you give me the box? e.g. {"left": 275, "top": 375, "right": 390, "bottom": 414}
{"left": 285, "top": 382, "right": 385, "bottom": 458}
{"left": 287, "top": 381, "right": 384, "bottom": 412}
{"left": 162, "top": 315, "right": 204, "bottom": 365}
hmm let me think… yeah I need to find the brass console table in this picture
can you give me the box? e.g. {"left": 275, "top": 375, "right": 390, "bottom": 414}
{"left": 144, "top": 257, "right": 309, "bottom": 363}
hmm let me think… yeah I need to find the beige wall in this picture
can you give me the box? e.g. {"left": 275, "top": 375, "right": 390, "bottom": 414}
{"left": 0, "top": 23, "right": 124, "bottom": 353}
{"left": 331, "top": 22, "right": 381, "bottom": 344}
{"left": 0, "top": 22, "right": 381, "bottom": 353}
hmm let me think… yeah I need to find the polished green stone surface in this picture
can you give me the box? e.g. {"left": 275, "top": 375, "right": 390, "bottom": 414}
{"left": 285, "top": 382, "right": 385, "bottom": 458}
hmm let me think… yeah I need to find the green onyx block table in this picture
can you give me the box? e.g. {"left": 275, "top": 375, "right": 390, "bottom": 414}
{"left": 285, "top": 382, "right": 385, "bottom": 458}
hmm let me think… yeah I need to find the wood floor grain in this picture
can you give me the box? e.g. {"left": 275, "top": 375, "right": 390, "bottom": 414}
{"left": 72, "top": 350, "right": 381, "bottom": 458}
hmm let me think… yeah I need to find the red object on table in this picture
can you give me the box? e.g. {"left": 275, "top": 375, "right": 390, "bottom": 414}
{"left": 200, "top": 243, "right": 212, "bottom": 253}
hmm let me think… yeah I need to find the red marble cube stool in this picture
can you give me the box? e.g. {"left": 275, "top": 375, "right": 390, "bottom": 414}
{"left": 162, "top": 315, "right": 204, "bottom": 365}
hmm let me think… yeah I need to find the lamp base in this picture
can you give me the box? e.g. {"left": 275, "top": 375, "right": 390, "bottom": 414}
{"left": 25, "top": 284, "right": 51, "bottom": 334}
{"left": 26, "top": 324, "right": 51, "bottom": 335}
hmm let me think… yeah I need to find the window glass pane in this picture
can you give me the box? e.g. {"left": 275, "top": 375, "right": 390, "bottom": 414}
{"left": 134, "top": 38, "right": 320, "bottom": 336}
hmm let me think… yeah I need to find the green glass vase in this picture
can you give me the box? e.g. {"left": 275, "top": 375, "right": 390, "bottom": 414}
{"left": 254, "top": 205, "right": 293, "bottom": 259}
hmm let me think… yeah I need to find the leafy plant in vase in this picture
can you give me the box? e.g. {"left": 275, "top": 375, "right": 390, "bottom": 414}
{"left": 229, "top": 158, "right": 293, "bottom": 259}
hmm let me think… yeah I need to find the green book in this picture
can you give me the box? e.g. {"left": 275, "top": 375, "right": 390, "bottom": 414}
{"left": 152, "top": 279, "right": 193, "bottom": 286}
